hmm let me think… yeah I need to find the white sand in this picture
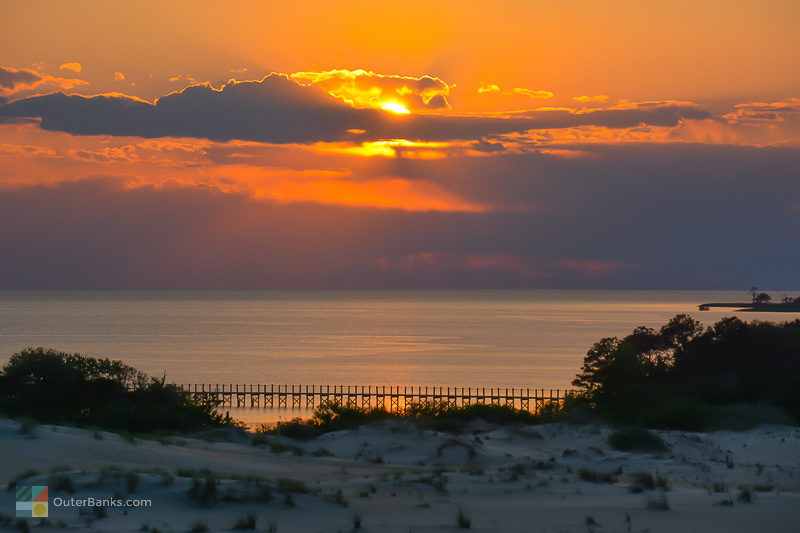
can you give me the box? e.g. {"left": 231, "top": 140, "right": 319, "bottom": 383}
{"left": 2, "top": 418, "right": 799, "bottom": 532}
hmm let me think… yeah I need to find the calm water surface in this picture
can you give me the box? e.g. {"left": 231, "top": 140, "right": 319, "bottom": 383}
{"left": 1, "top": 290, "right": 794, "bottom": 423}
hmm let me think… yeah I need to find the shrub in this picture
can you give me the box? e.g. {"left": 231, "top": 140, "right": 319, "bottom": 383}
{"left": 274, "top": 420, "right": 323, "bottom": 440}
{"left": 258, "top": 399, "right": 556, "bottom": 440}
{"left": 571, "top": 315, "right": 800, "bottom": 429}
{"left": 608, "top": 427, "right": 668, "bottom": 452}
{"left": 0, "top": 348, "right": 241, "bottom": 433}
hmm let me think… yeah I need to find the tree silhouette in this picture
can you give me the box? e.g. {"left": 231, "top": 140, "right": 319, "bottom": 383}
{"left": 572, "top": 315, "right": 800, "bottom": 429}
{"left": 754, "top": 292, "right": 772, "bottom": 304}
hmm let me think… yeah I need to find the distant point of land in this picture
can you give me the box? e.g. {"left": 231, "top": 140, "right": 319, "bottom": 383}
{"left": 699, "top": 290, "right": 800, "bottom": 312}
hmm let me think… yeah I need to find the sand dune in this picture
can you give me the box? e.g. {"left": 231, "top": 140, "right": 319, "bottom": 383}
{"left": 2, "top": 418, "right": 798, "bottom": 532}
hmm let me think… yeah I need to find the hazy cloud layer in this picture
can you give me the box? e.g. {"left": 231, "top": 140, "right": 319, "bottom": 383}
{"left": 1, "top": 142, "right": 797, "bottom": 289}
{"left": 0, "top": 74, "right": 712, "bottom": 144}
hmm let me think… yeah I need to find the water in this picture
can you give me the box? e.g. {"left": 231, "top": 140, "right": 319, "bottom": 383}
{"left": 1, "top": 290, "right": 795, "bottom": 424}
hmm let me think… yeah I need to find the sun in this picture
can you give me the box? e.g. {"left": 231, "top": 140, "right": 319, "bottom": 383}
{"left": 380, "top": 101, "right": 411, "bottom": 114}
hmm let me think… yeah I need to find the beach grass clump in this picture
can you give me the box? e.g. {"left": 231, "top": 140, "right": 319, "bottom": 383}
{"left": 6, "top": 470, "right": 38, "bottom": 491}
{"left": 646, "top": 493, "right": 670, "bottom": 510}
{"left": 176, "top": 468, "right": 213, "bottom": 479}
{"left": 608, "top": 427, "right": 667, "bottom": 452}
{"left": 351, "top": 511, "right": 362, "bottom": 529}
{"left": 232, "top": 513, "right": 257, "bottom": 530}
{"left": 256, "top": 484, "right": 272, "bottom": 502}
{"left": 716, "top": 496, "right": 734, "bottom": 506}
{"left": 125, "top": 472, "right": 139, "bottom": 493}
{"left": 158, "top": 471, "right": 174, "bottom": 486}
{"left": 187, "top": 475, "right": 217, "bottom": 507}
{"left": 16, "top": 417, "right": 39, "bottom": 438}
{"left": 329, "top": 489, "right": 348, "bottom": 507}
{"left": 276, "top": 478, "right": 311, "bottom": 495}
{"left": 710, "top": 481, "right": 727, "bottom": 493}
{"left": 50, "top": 475, "right": 76, "bottom": 494}
{"left": 456, "top": 507, "right": 471, "bottom": 529}
{"left": 628, "top": 472, "right": 669, "bottom": 492}
{"left": 312, "top": 447, "right": 334, "bottom": 457}
{"left": 250, "top": 433, "right": 305, "bottom": 455}
{"left": 737, "top": 486, "right": 754, "bottom": 502}
{"left": 578, "top": 468, "right": 618, "bottom": 484}
{"left": 188, "top": 521, "right": 209, "bottom": 532}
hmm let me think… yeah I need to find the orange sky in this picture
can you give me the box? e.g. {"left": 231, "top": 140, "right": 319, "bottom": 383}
{"left": 4, "top": 0, "right": 799, "bottom": 107}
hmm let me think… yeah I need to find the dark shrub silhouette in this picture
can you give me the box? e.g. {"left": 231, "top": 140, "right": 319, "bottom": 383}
{"left": 608, "top": 426, "right": 667, "bottom": 452}
{"left": 572, "top": 315, "right": 800, "bottom": 429}
{"left": 0, "top": 347, "right": 238, "bottom": 432}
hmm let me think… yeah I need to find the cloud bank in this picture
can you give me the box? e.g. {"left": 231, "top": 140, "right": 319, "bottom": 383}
{"left": 0, "top": 74, "right": 713, "bottom": 144}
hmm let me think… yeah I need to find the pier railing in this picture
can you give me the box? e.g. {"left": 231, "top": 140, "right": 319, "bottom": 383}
{"left": 175, "top": 384, "right": 577, "bottom": 412}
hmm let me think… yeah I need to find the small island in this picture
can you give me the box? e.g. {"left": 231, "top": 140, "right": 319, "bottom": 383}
{"left": 699, "top": 288, "right": 800, "bottom": 312}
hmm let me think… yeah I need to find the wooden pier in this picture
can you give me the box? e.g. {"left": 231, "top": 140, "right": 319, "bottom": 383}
{"left": 176, "top": 384, "right": 576, "bottom": 412}
{"left": 698, "top": 302, "right": 800, "bottom": 312}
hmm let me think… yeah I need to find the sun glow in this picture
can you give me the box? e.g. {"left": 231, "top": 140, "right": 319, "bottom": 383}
{"left": 380, "top": 101, "right": 411, "bottom": 114}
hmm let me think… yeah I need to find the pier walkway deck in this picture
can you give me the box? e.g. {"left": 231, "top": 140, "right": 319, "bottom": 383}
{"left": 177, "top": 384, "right": 576, "bottom": 412}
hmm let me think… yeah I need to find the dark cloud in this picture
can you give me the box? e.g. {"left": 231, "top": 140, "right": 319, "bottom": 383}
{"left": 0, "top": 142, "right": 798, "bottom": 289}
{"left": 0, "top": 75, "right": 712, "bottom": 144}
{"left": 470, "top": 139, "right": 506, "bottom": 152}
{"left": 0, "top": 66, "right": 41, "bottom": 91}
{"left": 724, "top": 98, "right": 800, "bottom": 123}
{"left": 0, "top": 76, "right": 376, "bottom": 143}
{"left": 0, "top": 65, "right": 87, "bottom": 97}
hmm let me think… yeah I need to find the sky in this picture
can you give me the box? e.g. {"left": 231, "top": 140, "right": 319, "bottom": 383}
{"left": 0, "top": 0, "right": 799, "bottom": 289}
